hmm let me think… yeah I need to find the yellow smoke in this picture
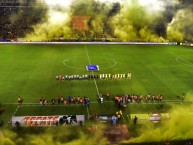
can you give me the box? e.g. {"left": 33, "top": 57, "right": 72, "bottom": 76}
{"left": 123, "top": 93, "right": 193, "bottom": 143}
{"left": 24, "top": 0, "right": 169, "bottom": 42}
{"left": 22, "top": 0, "right": 193, "bottom": 42}
{"left": 0, "top": 125, "right": 109, "bottom": 145}
{"left": 110, "top": 1, "right": 166, "bottom": 42}
{"left": 25, "top": 9, "right": 72, "bottom": 41}
{"left": 167, "top": 8, "right": 193, "bottom": 42}
{"left": 1, "top": 94, "right": 193, "bottom": 144}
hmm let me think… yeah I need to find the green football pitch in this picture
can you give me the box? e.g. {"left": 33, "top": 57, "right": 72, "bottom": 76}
{"left": 0, "top": 44, "right": 193, "bottom": 125}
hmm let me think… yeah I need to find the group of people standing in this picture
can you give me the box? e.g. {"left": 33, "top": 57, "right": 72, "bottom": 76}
{"left": 114, "top": 94, "right": 164, "bottom": 110}
{"left": 56, "top": 72, "right": 132, "bottom": 81}
{"left": 115, "top": 94, "right": 164, "bottom": 105}
{"left": 99, "top": 73, "right": 132, "bottom": 79}
{"left": 98, "top": 92, "right": 110, "bottom": 103}
{"left": 39, "top": 96, "right": 90, "bottom": 107}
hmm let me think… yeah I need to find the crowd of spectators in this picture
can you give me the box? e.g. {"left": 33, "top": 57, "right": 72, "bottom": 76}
{"left": 0, "top": 6, "right": 45, "bottom": 40}
{"left": 0, "top": 3, "right": 115, "bottom": 41}
{"left": 0, "top": 5, "right": 111, "bottom": 41}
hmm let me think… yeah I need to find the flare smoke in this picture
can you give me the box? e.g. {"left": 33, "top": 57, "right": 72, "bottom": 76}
{"left": 20, "top": 0, "right": 193, "bottom": 42}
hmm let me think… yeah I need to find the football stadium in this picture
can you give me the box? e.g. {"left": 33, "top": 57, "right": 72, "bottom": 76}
{"left": 0, "top": 0, "right": 193, "bottom": 145}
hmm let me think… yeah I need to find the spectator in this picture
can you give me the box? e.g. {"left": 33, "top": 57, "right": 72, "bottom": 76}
{"left": 51, "top": 99, "right": 56, "bottom": 105}
{"left": 115, "top": 96, "right": 118, "bottom": 104}
{"left": 44, "top": 99, "right": 48, "bottom": 105}
{"left": 112, "top": 115, "right": 117, "bottom": 125}
{"left": 118, "top": 101, "right": 121, "bottom": 109}
{"left": 106, "top": 92, "right": 110, "bottom": 101}
{"left": 68, "top": 96, "right": 71, "bottom": 104}
{"left": 83, "top": 96, "right": 86, "bottom": 104}
{"left": 77, "top": 96, "right": 80, "bottom": 103}
{"left": 17, "top": 96, "right": 22, "bottom": 105}
{"left": 99, "top": 96, "right": 103, "bottom": 103}
{"left": 86, "top": 98, "right": 90, "bottom": 108}
{"left": 160, "top": 95, "right": 163, "bottom": 102}
{"left": 63, "top": 99, "right": 67, "bottom": 105}
{"left": 116, "top": 111, "right": 122, "bottom": 120}
{"left": 155, "top": 95, "right": 159, "bottom": 102}
{"left": 40, "top": 97, "right": 43, "bottom": 105}
{"left": 60, "top": 96, "right": 64, "bottom": 103}
{"left": 73, "top": 96, "right": 76, "bottom": 104}
{"left": 123, "top": 104, "right": 127, "bottom": 111}
{"left": 71, "top": 97, "right": 74, "bottom": 104}
{"left": 152, "top": 95, "right": 155, "bottom": 102}
{"left": 80, "top": 98, "right": 83, "bottom": 104}
{"left": 59, "top": 75, "right": 62, "bottom": 80}
{"left": 134, "top": 116, "right": 137, "bottom": 125}
{"left": 58, "top": 96, "right": 61, "bottom": 105}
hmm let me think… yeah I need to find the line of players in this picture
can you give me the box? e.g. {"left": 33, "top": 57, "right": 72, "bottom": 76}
{"left": 100, "top": 73, "right": 131, "bottom": 79}
{"left": 56, "top": 72, "right": 132, "bottom": 80}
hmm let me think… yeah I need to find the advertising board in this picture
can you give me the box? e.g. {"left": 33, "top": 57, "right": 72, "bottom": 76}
{"left": 11, "top": 115, "right": 85, "bottom": 127}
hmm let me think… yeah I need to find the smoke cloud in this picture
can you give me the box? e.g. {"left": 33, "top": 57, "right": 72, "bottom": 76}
{"left": 167, "top": 8, "right": 193, "bottom": 42}
{"left": 1, "top": 93, "right": 193, "bottom": 144}
{"left": 109, "top": 0, "right": 165, "bottom": 42}
{"left": 1, "top": 97, "right": 193, "bottom": 144}
{"left": 21, "top": 0, "right": 193, "bottom": 42}
{"left": 123, "top": 93, "right": 193, "bottom": 144}
{"left": 0, "top": 125, "right": 109, "bottom": 145}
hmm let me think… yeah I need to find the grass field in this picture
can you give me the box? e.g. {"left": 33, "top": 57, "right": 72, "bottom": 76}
{"left": 0, "top": 44, "right": 193, "bottom": 113}
{"left": 0, "top": 44, "right": 193, "bottom": 125}
{"left": 0, "top": 45, "right": 193, "bottom": 103}
{"left": 0, "top": 43, "right": 193, "bottom": 145}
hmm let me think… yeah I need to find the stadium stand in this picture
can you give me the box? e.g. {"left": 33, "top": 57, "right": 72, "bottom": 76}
{"left": 0, "top": 1, "right": 45, "bottom": 40}
{"left": 0, "top": 1, "right": 111, "bottom": 42}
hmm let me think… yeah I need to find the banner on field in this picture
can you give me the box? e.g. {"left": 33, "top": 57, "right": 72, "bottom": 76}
{"left": 11, "top": 115, "right": 85, "bottom": 127}
{"left": 130, "top": 113, "right": 169, "bottom": 124}
{"left": 97, "top": 115, "right": 114, "bottom": 122}
{"left": 86, "top": 65, "right": 99, "bottom": 71}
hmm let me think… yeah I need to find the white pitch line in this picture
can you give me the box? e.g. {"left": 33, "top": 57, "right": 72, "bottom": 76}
{"left": 12, "top": 105, "right": 20, "bottom": 117}
{"left": 2, "top": 103, "right": 40, "bottom": 105}
{"left": 0, "top": 100, "right": 188, "bottom": 114}
{"left": 85, "top": 46, "right": 100, "bottom": 96}
{"left": 63, "top": 56, "right": 116, "bottom": 70}
{"left": 3, "top": 101, "right": 186, "bottom": 107}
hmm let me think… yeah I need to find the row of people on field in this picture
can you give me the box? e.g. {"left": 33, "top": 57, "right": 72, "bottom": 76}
{"left": 114, "top": 94, "right": 163, "bottom": 104}
{"left": 56, "top": 74, "right": 98, "bottom": 80}
{"left": 56, "top": 73, "right": 132, "bottom": 80}
{"left": 99, "top": 73, "right": 131, "bottom": 79}
{"left": 39, "top": 96, "right": 90, "bottom": 106}
{"left": 18, "top": 93, "right": 163, "bottom": 106}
